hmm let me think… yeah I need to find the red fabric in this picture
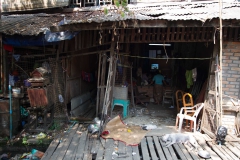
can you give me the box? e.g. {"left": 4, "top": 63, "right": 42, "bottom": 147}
{"left": 3, "top": 44, "right": 13, "bottom": 52}
{"left": 81, "top": 71, "right": 91, "bottom": 82}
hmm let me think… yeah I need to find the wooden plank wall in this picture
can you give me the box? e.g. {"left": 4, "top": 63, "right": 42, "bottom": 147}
{"left": 117, "top": 27, "right": 215, "bottom": 43}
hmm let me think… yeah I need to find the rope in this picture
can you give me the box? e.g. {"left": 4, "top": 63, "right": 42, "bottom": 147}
{"left": 117, "top": 53, "right": 211, "bottom": 60}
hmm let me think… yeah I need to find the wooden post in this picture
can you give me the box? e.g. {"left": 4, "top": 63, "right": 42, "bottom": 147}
{"left": 219, "top": 0, "right": 223, "bottom": 126}
{"left": 0, "top": 0, "right": 2, "bottom": 92}
{"left": 3, "top": 49, "right": 8, "bottom": 94}
{"left": 99, "top": 53, "right": 107, "bottom": 112}
{"left": 96, "top": 52, "right": 102, "bottom": 116}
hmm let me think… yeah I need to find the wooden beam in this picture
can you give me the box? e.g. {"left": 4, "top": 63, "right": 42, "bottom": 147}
{"left": 50, "top": 19, "right": 240, "bottom": 32}
{"left": 142, "top": 28, "right": 146, "bottom": 42}
{"left": 15, "top": 46, "right": 56, "bottom": 51}
{"left": 234, "top": 28, "right": 239, "bottom": 41}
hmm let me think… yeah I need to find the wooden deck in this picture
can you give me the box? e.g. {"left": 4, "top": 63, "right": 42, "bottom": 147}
{"left": 41, "top": 123, "right": 240, "bottom": 160}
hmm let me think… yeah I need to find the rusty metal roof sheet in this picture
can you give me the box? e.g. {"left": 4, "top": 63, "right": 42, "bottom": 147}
{"left": 1, "top": 1, "right": 240, "bottom": 35}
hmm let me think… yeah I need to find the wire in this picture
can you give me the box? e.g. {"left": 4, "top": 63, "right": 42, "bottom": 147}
{"left": 163, "top": 41, "right": 168, "bottom": 64}
{"left": 116, "top": 53, "right": 211, "bottom": 60}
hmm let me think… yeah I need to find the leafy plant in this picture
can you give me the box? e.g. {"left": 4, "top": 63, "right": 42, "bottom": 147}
{"left": 22, "top": 137, "right": 28, "bottom": 145}
{"left": 49, "top": 121, "right": 61, "bottom": 131}
{"left": 104, "top": 0, "right": 129, "bottom": 17}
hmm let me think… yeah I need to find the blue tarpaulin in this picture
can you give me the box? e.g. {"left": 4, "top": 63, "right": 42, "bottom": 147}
{"left": 3, "top": 34, "right": 56, "bottom": 47}
{"left": 3, "top": 31, "right": 79, "bottom": 46}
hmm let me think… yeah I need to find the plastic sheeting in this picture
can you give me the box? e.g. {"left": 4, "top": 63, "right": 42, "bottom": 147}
{"left": 44, "top": 30, "right": 78, "bottom": 42}
{"left": 3, "top": 34, "right": 56, "bottom": 46}
{"left": 3, "top": 30, "right": 79, "bottom": 46}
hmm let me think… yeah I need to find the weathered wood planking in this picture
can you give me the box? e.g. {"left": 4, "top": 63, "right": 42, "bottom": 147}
{"left": 41, "top": 136, "right": 61, "bottom": 160}
{"left": 146, "top": 137, "right": 158, "bottom": 160}
{"left": 193, "top": 133, "right": 221, "bottom": 160}
{"left": 226, "top": 142, "right": 240, "bottom": 158}
{"left": 201, "top": 134, "right": 230, "bottom": 160}
{"left": 203, "top": 134, "right": 237, "bottom": 160}
{"left": 159, "top": 138, "right": 173, "bottom": 160}
{"left": 178, "top": 143, "right": 199, "bottom": 160}
{"left": 153, "top": 136, "right": 166, "bottom": 160}
{"left": 64, "top": 125, "right": 83, "bottom": 159}
{"left": 50, "top": 124, "right": 77, "bottom": 159}
{"left": 117, "top": 141, "right": 126, "bottom": 159}
{"left": 194, "top": 134, "right": 218, "bottom": 160}
{"left": 95, "top": 138, "right": 106, "bottom": 160}
{"left": 132, "top": 145, "right": 141, "bottom": 160}
{"left": 141, "top": 137, "right": 150, "bottom": 160}
{"left": 221, "top": 145, "right": 238, "bottom": 160}
{"left": 173, "top": 143, "right": 187, "bottom": 160}
{"left": 55, "top": 123, "right": 80, "bottom": 160}
{"left": 168, "top": 144, "right": 178, "bottom": 160}
{"left": 126, "top": 145, "right": 133, "bottom": 160}
{"left": 90, "top": 136, "right": 100, "bottom": 155}
{"left": 104, "top": 138, "right": 115, "bottom": 160}
{"left": 43, "top": 126, "right": 239, "bottom": 160}
{"left": 75, "top": 131, "right": 88, "bottom": 160}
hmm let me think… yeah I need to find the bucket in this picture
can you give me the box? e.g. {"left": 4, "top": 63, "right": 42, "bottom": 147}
{"left": 113, "top": 86, "right": 128, "bottom": 100}
{"left": 12, "top": 88, "right": 21, "bottom": 94}
{"left": 0, "top": 99, "right": 20, "bottom": 136}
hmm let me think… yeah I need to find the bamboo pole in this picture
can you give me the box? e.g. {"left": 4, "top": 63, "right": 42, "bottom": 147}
{"left": 96, "top": 53, "right": 102, "bottom": 116}
{"left": 219, "top": 0, "right": 223, "bottom": 126}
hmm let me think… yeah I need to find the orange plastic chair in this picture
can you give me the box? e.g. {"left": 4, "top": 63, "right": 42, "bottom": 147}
{"left": 182, "top": 93, "right": 194, "bottom": 130}
{"left": 175, "top": 90, "right": 185, "bottom": 113}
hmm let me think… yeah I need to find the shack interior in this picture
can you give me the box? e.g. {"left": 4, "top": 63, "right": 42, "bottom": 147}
{"left": 0, "top": 37, "right": 213, "bottom": 137}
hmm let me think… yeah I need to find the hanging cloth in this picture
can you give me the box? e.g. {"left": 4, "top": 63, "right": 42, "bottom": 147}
{"left": 192, "top": 68, "right": 197, "bottom": 82}
{"left": 185, "top": 70, "right": 193, "bottom": 89}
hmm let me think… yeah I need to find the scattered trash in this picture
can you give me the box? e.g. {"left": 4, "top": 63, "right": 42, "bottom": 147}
{"left": 36, "top": 132, "right": 46, "bottom": 139}
{"left": 198, "top": 150, "right": 211, "bottom": 159}
{"left": 169, "top": 106, "right": 174, "bottom": 109}
{"left": 19, "top": 149, "right": 44, "bottom": 160}
{"left": 112, "top": 152, "right": 118, "bottom": 156}
{"left": 102, "top": 130, "right": 110, "bottom": 136}
{"left": 0, "top": 153, "right": 9, "bottom": 160}
{"left": 31, "top": 149, "right": 44, "bottom": 159}
{"left": 88, "top": 116, "right": 104, "bottom": 135}
{"left": 132, "top": 152, "right": 136, "bottom": 155}
{"left": 142, "top": 124, "right": 158, "bottom": 130}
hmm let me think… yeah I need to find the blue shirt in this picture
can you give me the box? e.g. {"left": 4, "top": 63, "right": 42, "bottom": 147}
{"left": 153, "top": 74, "right": 164, "bottom": 85}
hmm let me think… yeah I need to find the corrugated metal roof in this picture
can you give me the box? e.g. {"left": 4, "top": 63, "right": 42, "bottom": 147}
{"left": 1, "top": 1, "right": 240, "bottom": 35}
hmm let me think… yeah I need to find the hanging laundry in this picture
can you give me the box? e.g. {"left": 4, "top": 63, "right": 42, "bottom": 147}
{"left": 13, "top": 54, "right": 20, "bottom": 61}
{"left": 185, "top": 70, "right": 193, "bottom": 89}
{"left": 192, "top": 68, "right": 197, "bottom": 82}
{"left": 81, "top": 71, "right": 94, "bottom": 82}
{"left": 9, "top": 74, "right": 15, "bottom": 86}
{"left": 117, "top": 60, "right": 123, "bottom": 75}
{"left": 3, "top": 44, "right": 13, "bottom": 52}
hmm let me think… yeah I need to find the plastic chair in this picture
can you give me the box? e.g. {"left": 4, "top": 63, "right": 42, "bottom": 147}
{"left": 182, "top": 93, "right": 194, "bottom": 109}
{"left": 133, "top": 86, "right": 150, "bottom": 107}
{"left": 175, "top": 90, "right": 185, "bottom": 112}
{"left": 182, "top": 93, "right": 195, "bottom": 127}
{"left": 112, "top": 98, "right": 130, "bottom": 119}
{"left": 175, "top": 103, "right": 204, "bottom": 132}
{"left": 162, "top": 88, "right": 174, "bottom": 106}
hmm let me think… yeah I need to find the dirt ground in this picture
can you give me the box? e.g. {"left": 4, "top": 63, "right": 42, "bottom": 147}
{"left": 111, "top": 102, "right": 180, "bottom": 135}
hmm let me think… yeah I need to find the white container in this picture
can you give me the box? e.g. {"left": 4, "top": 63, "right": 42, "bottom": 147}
{"left": 12, "top": 88, "right": 21, "bottom": 94}
{"left": 113, "top": 86, "right": 128, "bottom": 100}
